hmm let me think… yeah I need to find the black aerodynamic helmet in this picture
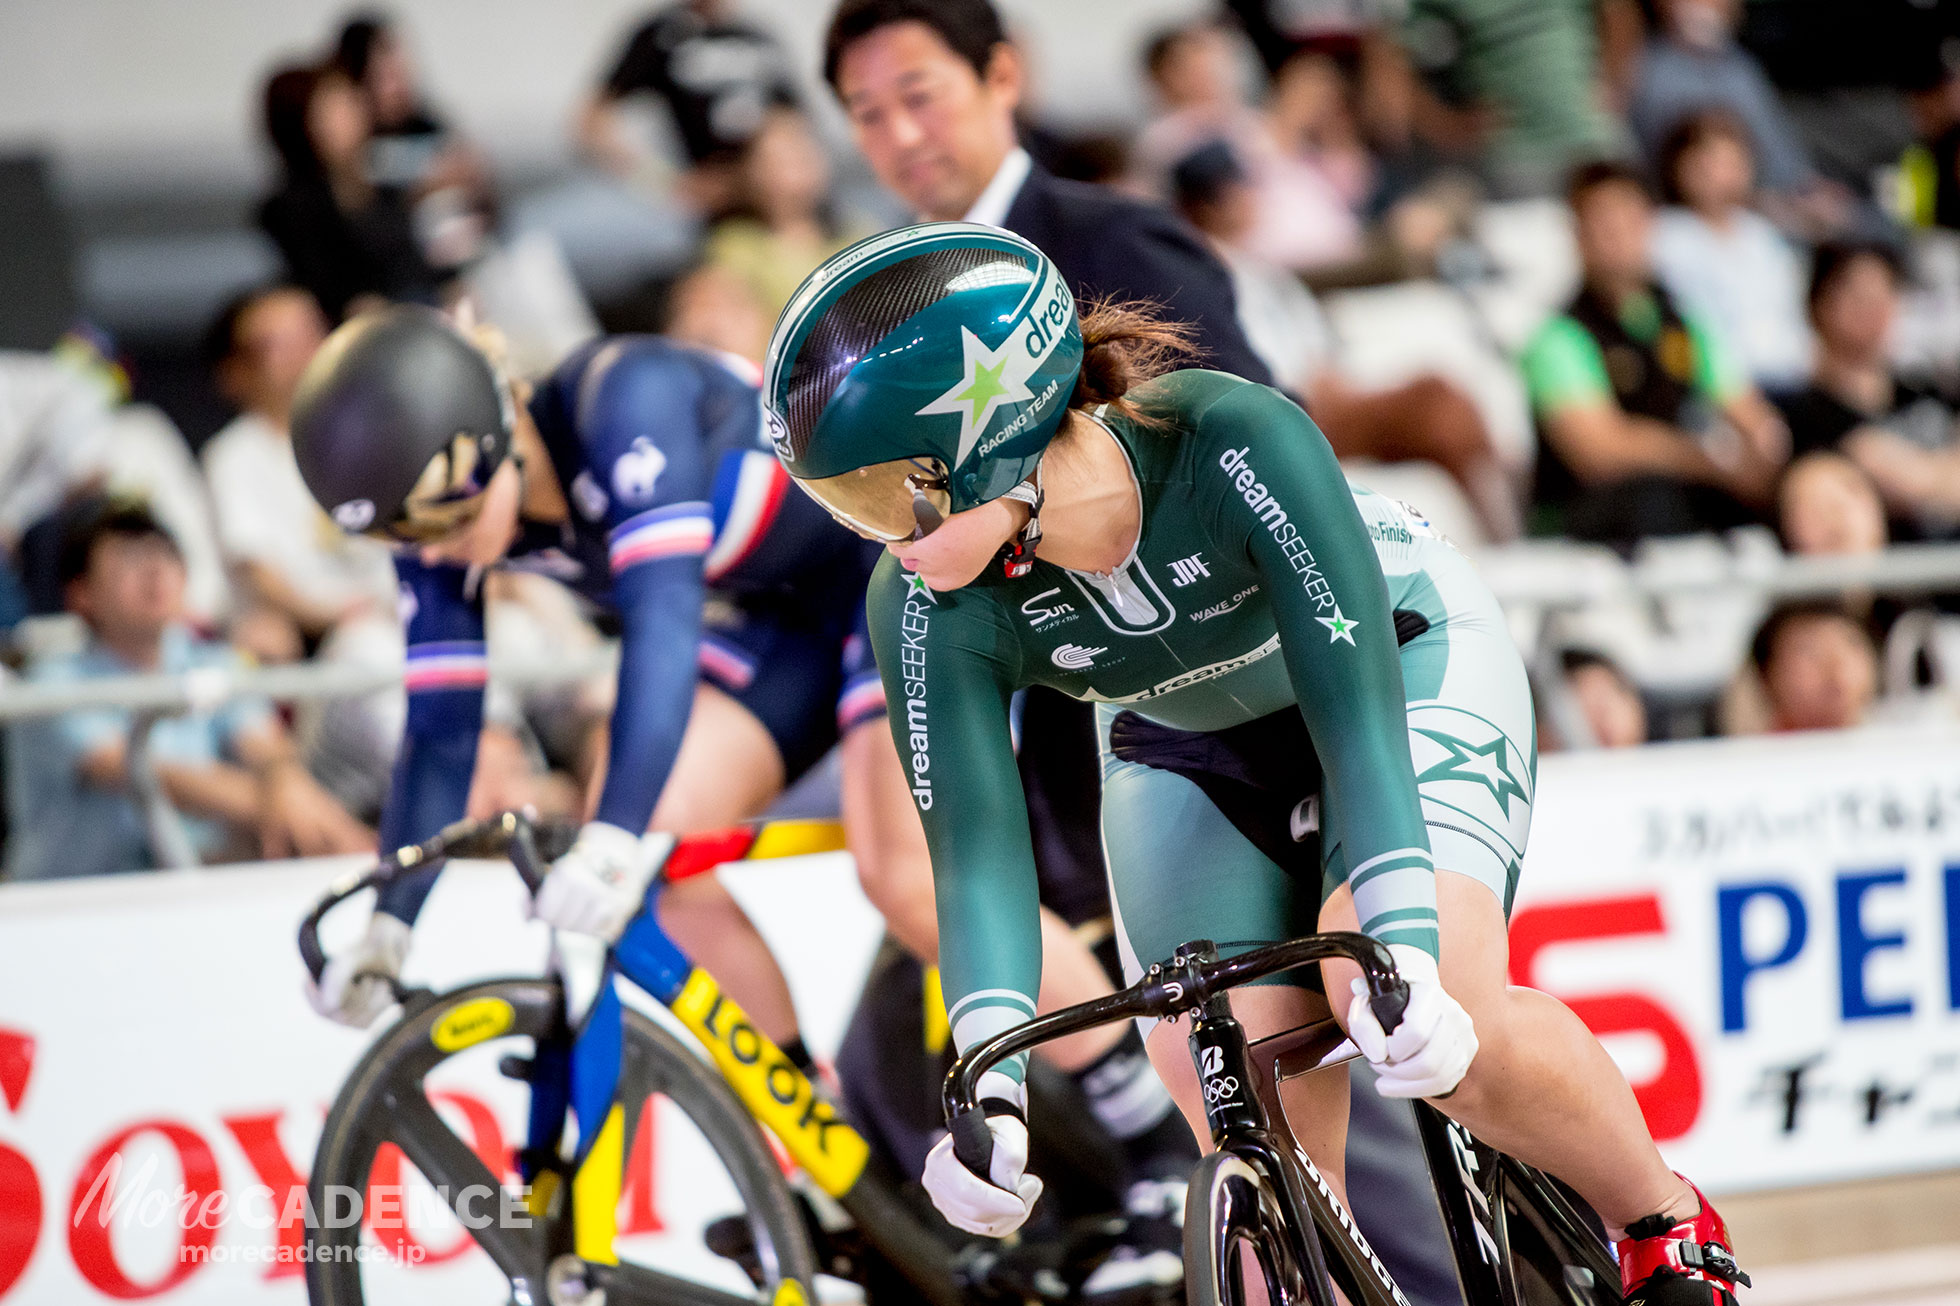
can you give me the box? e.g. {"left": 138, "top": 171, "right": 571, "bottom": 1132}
{"left": 291, "top": 305, "right": 514, "bottom": 541}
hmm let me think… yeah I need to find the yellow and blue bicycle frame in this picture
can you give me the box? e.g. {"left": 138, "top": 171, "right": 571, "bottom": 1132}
{"left": 519, "top": 819, "right": 869, "bottom": 1277}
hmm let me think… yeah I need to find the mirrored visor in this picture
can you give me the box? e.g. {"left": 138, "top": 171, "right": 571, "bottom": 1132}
{"left": 797, "top": 457, "right": 953, "bottom": 543}
{"left": 375, "top": 434, "right": 496, "bottom": 543}
{"left": 379, "top": 492, "right": 489, "bottom": 544}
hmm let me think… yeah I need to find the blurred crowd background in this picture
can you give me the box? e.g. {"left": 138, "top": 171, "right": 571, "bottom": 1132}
{"left": 6, "top": 0, "right": 1960, "bottom": 879}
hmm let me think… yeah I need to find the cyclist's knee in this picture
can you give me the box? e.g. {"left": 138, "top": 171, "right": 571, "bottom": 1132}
{"left": 853, "top": 841, "right": 928, "bottom": 913}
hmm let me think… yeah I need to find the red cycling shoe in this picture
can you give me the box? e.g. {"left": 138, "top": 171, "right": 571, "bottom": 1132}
{"left": 1616, "top": 1175, "right": 1750, "bottom": 1305}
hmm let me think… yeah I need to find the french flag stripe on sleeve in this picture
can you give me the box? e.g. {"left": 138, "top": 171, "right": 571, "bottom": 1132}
{"left": 704, "top": 453, "right": 790, "bottom": 582}
{"left": 610, "top": 501, "right": 714, "bottom": 573}
{"left": 404, "top": 641, "right": 488, "bottom": 692}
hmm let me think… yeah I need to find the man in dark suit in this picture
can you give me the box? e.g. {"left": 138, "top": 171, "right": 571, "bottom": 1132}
{"left": 822, "top": 0, "right": 1277, "bottom": 922}
{"left": 823, "top": 5, "right": 1460, "bottom": 1301}
{"left": 823, "top": 0, "right": 1271, "bottom": 386}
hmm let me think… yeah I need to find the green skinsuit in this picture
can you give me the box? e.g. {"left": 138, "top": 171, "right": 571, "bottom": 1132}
{"left": 866, "top": 371, "right": 1535, "bottom": 1096}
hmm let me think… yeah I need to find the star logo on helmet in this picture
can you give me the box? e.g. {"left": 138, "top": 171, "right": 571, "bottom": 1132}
{"left": 917, "top": 326, "right": 1036, "bottom": 468}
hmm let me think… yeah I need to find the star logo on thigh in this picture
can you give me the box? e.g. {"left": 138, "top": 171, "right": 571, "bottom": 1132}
{"left": 1413, "top": 729, "right": 1526, "bottom": 814}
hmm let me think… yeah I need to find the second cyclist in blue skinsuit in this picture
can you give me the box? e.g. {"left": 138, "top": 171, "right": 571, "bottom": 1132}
{"left": 294, "top": 311, "right": 873, "bottom": 1066}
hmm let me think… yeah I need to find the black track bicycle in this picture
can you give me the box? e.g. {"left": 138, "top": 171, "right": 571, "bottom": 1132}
{"left": 946, "top": 934, "right": 1625, "bottom": 1306}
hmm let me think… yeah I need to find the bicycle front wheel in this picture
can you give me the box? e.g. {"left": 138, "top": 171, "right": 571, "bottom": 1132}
{"left": 304, "top": 977, "right": 818, "bottom": 1306}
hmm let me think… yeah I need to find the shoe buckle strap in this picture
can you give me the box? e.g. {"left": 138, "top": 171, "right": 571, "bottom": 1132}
{"left": 1678, "top": 1240, "right": 1750, "bottom": 1288}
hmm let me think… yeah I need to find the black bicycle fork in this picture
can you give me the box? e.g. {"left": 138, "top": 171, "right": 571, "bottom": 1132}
{"left": 1186, "top": 962, "right": 1414, "bottom": 1306}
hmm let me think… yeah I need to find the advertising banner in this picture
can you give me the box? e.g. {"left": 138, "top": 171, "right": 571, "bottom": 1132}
{"left": 1512, "top": 726, "right": 1959, "bottom": 1193}
{"left": 0, "top": 851, "right": 881, "bottom": 1305}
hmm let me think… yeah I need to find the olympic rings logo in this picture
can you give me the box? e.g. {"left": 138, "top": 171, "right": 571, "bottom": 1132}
{"left": 1202, "top": 1075, "right": 1240, "bottom": 1104}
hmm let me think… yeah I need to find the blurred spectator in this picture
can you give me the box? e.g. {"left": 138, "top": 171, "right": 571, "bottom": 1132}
{"left": 201, "top": 286, "right": 397, "bottom": 657}
{"left": 1352, "top": 30, "right": 1481, "bottom": 253}
{"left": 577, "top": 0, "right": 798, "bottom": 214}
{"left": 824, "top": 0, "right": 1272, "bottom": 381}
{"left": 660, "top": 262, "right": 772, "bottom": 363}
{"left": 1520, "top": 161, "right": 1787, "bottom": 547}
{"left": 258, "top": 61, "right": 446, "bottom": 321}
{"left": 1770, "top": 449, "right": 1905, "bottom": 663}
{"left": 1749, "top": 600, "right": 1878, "bottom": 733}
{"left": 1224, "top": 0, "right": 1389, "bottom": 64}
{"left": 1559, "top": 648, "right": 1648, "bottom": 747}
{"left": 1173, "top": 140, "right": 1519, "bottom": 538}
{"left": 334, "top": 12, "right": 494, "bottom": 270}
{"left": 1222, "top": 0, "right": 1512, "bottom": 176}
{"left": 1396, "top": 0, "right": 1625, "bottom": 197}
{"left": 1242, "top": 49, "right": 1370, "bottom": 273}
{"left": 0, "top": 348, "right": 116, "bottom": 631}
{"left": 1775, "top": 240, "right": 1960, "bottom": 541}
{"left": 1901, "top": 65, "right": 1960, "bottom": 230}
{"left": 201, "top": 286, "right": 407, "bottom": 815}
{"left": 3, "top": 339, "right": 234, "bottom": 630}
{"left": 704, "top": 107, "right": 868, "bottom": 321}
{"left": 1627, "top": 0, "right": 1851, "bottom": 236}
{"left": 3, "top": 504, "right": 372, "bottom": 880}
{"left": 1220, "top": 42, "right": 1476, "bottom": 282}
{"left": 0, "top": 350, "right": 112, "bottom": 553}
{"left": 1131, "top": 21, "right": 1264, "bottom": 192}
{"left": 1776, "top": 451, "right": 1888, "bottom": 557}
{"left": 1651, "top": 111, "right": 1812, "bottom": 392}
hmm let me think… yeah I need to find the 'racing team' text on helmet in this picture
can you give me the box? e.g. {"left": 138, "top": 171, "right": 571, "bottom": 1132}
{"left": 762, "top": 222, "right": 1082, "bottom": 541}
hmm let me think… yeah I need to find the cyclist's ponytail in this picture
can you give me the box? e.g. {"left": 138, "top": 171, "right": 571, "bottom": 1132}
{"left": 1068, "top": 300, "right": 1200, "bottom": 427}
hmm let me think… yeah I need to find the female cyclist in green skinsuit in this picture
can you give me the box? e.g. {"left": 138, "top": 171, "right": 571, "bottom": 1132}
{"left": 761, "top": 223, "right": 1747, "bottom": 1306}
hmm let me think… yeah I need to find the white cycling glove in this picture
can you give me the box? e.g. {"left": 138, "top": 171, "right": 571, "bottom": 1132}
{"left": 307, "top": 912, "right": 412, "bottom": 1028}
{"left": 1347, "top": 944, "right": 1478, "bottom": 1100}
{"left": 922, "top": 1113, "right": 1044, "bottom": 1238}
{"left": 531, "top": 822, "right": 672, "bottom": 942}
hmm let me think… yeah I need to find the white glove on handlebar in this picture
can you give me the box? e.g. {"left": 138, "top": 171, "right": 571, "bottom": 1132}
{"left": 307, "top": 912, "right": 411, "bottom": 1028}
{"left": 531, "top": 822, "right": 672, "bottom": 942}
{"left": 922, "top": 1114, "right": 1044, "bottom": 1238}
{"left": 1347, "top": 944, "right": 1478, "bottom": 1100}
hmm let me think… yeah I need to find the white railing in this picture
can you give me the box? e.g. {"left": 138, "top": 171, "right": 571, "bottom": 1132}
{"left": 1482, "top": 540, "right": 1960, "bottom": 750}
{"left": 1480, "top": 539, "right": 1960, "bottom": 607}
{"left": 0, "top": 649, "right": 617, "bottom": 872}
{"left": 0, "top": 649, "right": 618, "bottom": 723}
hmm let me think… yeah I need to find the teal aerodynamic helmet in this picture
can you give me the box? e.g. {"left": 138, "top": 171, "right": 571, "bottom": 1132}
{"left": 763, "top": 221, "right": 1083, "bottom": 542}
